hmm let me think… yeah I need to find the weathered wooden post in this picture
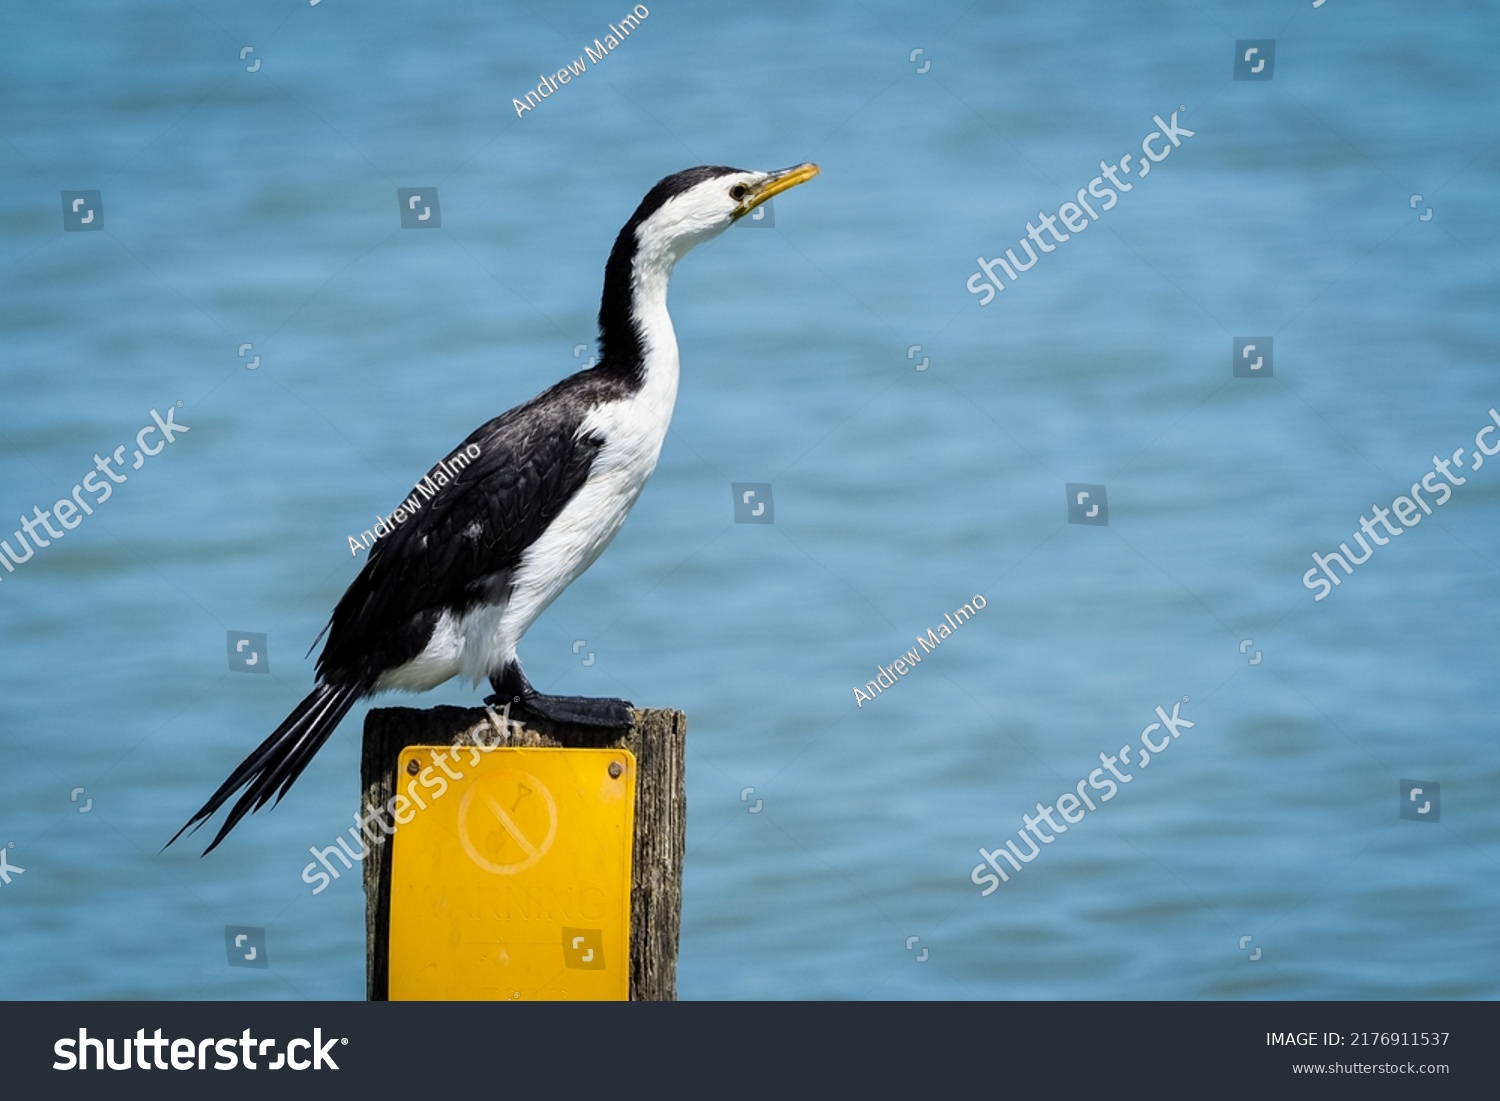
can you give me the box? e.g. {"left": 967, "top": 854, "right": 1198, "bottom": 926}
{"left": 362, "top": 705, "right": 685, "bottom": 1001}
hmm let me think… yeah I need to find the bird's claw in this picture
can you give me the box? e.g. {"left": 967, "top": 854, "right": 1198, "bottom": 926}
{"left": 488, "top": 690, "right": 632, "bottom": 730}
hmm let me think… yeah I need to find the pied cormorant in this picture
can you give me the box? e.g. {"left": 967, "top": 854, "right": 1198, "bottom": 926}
{"left": 170, "top": 162, "right": 820, "bottom": 853}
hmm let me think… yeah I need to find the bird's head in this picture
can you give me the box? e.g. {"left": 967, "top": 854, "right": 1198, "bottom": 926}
{"left": 625, "top": 163, "right": 821, "bottom": 266}
{"left": 597, "top": 162, "right": 819, "bottom": 368}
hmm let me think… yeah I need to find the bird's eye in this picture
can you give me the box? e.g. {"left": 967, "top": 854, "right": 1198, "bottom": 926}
{"left": 729, "top": 183, "right": 749, "bottom": 201}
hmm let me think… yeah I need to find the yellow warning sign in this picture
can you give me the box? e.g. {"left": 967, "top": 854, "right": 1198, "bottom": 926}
{"left": 388, "top": 746, "right": 635, "bottom": 1001}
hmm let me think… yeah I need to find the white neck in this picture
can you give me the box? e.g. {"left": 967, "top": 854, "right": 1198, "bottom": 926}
{"left": 625, "top": 225, "right": 687, "bottom": 414}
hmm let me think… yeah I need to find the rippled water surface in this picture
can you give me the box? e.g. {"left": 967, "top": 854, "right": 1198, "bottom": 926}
{"left": 1, "top": 0, "right": 1497, "bottom": 1000}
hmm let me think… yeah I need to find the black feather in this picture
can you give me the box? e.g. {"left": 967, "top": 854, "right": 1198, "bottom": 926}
{"left": 167, "top": 681, "right": 362, "bottom": 855}
{"left": 313, "top": 375, "right": 615, "bottom": 687}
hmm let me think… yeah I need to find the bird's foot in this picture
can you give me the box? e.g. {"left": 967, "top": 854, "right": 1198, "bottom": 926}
{"left": 487, "top": 660, "right": 633, "bottom": 730}
{"left": 483, "top": 689, "right": 633, "bottom": 730}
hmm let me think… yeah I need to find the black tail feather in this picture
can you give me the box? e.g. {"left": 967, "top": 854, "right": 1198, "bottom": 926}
{"left": 166, "top": 681, "right": 364, "bottom": 855}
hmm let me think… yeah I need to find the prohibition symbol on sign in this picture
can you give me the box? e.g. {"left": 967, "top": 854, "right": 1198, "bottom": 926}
{"left": 457, "top": 767, "right": 559, "bottom": 875}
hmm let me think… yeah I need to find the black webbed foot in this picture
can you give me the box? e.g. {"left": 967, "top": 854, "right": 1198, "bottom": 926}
{"left": 486, "top": 661, "right": 632, "bottom": 730}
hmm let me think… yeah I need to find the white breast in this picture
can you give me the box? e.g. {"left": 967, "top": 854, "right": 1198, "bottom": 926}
{"left": 474, "top": 364, "right": 678, "bottom": 682}
{"left": 374, "top": 372, "right": 677, "bottom": 697}
{"left": 460, "top": 254, "right": 685, "bottom": 678}
{"left": 377, "top": 220, "right": 686, "bottom": 695}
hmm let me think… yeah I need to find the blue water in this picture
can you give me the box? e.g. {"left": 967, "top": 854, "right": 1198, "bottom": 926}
{"left": 1, "top": 0, "right": 1497, "bottom": 1000}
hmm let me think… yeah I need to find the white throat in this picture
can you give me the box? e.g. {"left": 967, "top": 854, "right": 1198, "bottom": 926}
{"left": 627, "top": 229, "right": 682, "bottom": 413}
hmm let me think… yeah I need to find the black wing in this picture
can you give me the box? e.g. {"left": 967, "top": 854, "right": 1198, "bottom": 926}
{"left": 314, "top": 367, "right": 633, "bottom": 686}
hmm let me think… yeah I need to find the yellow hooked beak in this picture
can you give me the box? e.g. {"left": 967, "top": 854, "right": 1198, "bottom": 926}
{"left": 736, "top": 162, "right": 820, "bottom": 218}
